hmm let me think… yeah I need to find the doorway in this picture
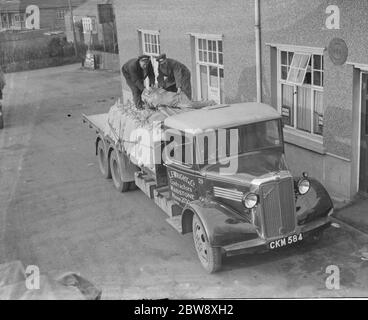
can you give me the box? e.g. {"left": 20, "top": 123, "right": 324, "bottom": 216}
{"left": 359, "top": 73, "right": 368, "bottom": 193}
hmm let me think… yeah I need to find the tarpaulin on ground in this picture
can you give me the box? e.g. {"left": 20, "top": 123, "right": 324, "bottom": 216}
{"left": 0, "top": 261, "right": 101, "bottom": 300}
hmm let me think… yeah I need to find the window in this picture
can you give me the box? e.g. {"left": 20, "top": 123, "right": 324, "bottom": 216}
{"left": 142, "top": 31, "right": 160, "bottom": 56}
{"left": 56, "top": 10, "right": 66, "bottom": 20}
{"left": 166, "top": 131, "right": 193, "bottom": 166}
{"left": 194, "top": 35, "right": 224, "bottom": 104}
{"left": 278, "top": 48, "right": 324, "bottom": 136}
{"left": 195, "top": 120, "right": 283, "bottom": 168}
{"left": 138, "top": 29, "right": 161, "bottom": 85}
{"left": 82, "top": 17, "right": 97, "bottom": 34}
{"left": 14, "top": 14, "right": 21, "bottom": 22}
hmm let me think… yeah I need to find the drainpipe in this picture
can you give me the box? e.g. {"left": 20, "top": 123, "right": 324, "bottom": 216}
{"left": 255, "top": 0, "right": 262, "bottom": 102}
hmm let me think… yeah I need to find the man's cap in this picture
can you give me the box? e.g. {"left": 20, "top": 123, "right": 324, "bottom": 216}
{"left": 156, "top": 53, "right": 167, "bottom": 63}
{"left": 138, "top": 55, "right": 150, "bottom": 62}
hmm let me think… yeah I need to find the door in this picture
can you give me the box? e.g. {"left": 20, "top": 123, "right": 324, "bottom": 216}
{"left": 198, "top": 64, "right": 224, "bottom": 104}
{"left": 359, "top": 73, "right": 368, "bottom": 193}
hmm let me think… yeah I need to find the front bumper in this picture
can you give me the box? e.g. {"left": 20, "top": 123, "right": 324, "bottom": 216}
{"left": 222, "top": 214, "right": 332, "bottom": 257}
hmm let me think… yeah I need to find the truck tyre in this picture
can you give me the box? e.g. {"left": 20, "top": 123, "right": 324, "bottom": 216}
{"left": 97, "top": 140, "right": 111, "bottom": 179}
{"left": 110, "top": 149, "right": 130, "bottom": 192}
{"left": 192, "top": 214, "right": 222, "bottom": 273}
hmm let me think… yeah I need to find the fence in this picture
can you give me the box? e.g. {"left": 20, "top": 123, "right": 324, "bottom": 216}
{"left": 0, "top": 30, "right": 87, "bottom": 72}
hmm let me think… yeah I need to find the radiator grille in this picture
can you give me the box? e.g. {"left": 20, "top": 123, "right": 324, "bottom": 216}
{"left": 259, "top": 177, "right": 296, "bottom": 238}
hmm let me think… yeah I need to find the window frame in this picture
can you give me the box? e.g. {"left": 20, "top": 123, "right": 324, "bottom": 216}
{"left": 192, "top": 33, "right": 224, "bottom": 103}
{"left": 137, "top": 29, "right": 161, "bottom": 85}
{"left": 139, "top": 29, "right": 161, "bottom": 57}
{"left": 56, "top": 9, "right": 65, "bottom": 20}
{"left": 276, "top": 45, "right": 325, "bottom": 142}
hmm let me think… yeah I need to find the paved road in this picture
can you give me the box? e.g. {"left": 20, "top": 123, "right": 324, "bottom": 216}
{"left": 0, "top": 65, "right": 368, "bottom": 299}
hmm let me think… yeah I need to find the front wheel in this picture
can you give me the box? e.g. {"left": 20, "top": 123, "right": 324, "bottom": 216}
{"left": 109, "top": 149, "right": 130, "bottom": 192}
{"left": 192, "top": 214, "right": 222, "bottom": 273}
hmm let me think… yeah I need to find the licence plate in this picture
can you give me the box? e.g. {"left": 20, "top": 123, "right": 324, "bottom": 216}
{"left": 268, "top": 233, "right": 303, "bottom": 249}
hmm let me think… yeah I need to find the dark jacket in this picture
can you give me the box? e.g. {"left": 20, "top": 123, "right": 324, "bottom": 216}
{"left": 121, "top": 58, "right": 155, "bottom": 91}
{"left": 157, "top": 58, "right": 191, "bottom": 92}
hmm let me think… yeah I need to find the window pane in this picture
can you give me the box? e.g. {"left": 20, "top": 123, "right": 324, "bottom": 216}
{"left": 212, "top": 41, "right": 217, "bottom": 52}
{"left": 203, "top": 40, "right": 207, "bottom": 50}
{"left": 296, "top": 68, "right": 306, "bottom": 83}
{"left": 281, "top": 51, "right": 287, "bottom": 65}
{"left": 321, "top": 71, "right": 324, "bottom": 86}
{"left": 313, "top": 71, "right": 322, "bottom": 86}
{"left": 209, "top": 66, "right": 219, "bottom": 88}
{"left": 313, "top": 54, "right": 322, "bottom": 70}
{"left": 218, "top": 40, "right": 223, "bottom": 53}
{"left": 304, "top": 69, "right": 311, "bottom": 84}
{"left": 282, "top": 84, "right": 294, "bottom": 126}
{"left": 203, "top": 51, "right": 207, "bottom": 62}
{"left": 208, "top": 52, "right": 213, "bottom": 63}
{"left": 220, "top": 69, "right": 224, "bottom": 103}
{"left": 300, "top": 55, "right": 310, "bottom": 68}
{"left": 281, "top": 66, "right": 288, "bottom": 80}
{"left": 287, "top": 53, "right": 310, "bottom": 85}
{"left": 199, "top": 51, "right": 203, "bottom": 61}
{"left": 208, "top": 40, "right": 212, "bottom": 51}
{"left": 200, "top": 65, "right": 208, "bottom": 100}
{"left": 288, "top": 52, "right": 294, "bottom": 65}
{"left": 198, "top": 39, "right": 202, "bottom": 50}
{"left": 213, "top": 52, "right": 217, "bottom": 64}
{"left": 288, "top": 68, "right": 298, "bottom": 82}
{"left": 219, "top": 53, "right": 223, "bottom": 65}
{"left": 313, "top": 90, "right": 323, "bottom": 135}
{"left": 296, "top": 86, "right": 312, "bottom": 132}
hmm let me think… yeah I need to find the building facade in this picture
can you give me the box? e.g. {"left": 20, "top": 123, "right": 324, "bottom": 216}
{"left": 113, "top": 0, "right": 368, "bottom": 202}
{"left": 65, "top": 0, "right": 117, "bottom": 53}
{"left": 0, "top": 0, "right": 86, "bottom": 31}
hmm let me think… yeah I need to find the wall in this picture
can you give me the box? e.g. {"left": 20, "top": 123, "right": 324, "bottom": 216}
{"left": 39, "top": 8, "right": 68, "bottom": 30}
{"left": 259, "top": 0, "right": 368, "bottom": 199}
{"left": 113, "top": 0, "right": 257, "bottom": 102}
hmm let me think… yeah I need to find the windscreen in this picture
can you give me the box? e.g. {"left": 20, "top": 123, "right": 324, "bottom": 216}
{"left": 196, "top": 119, "right": 283, "bottom": 166}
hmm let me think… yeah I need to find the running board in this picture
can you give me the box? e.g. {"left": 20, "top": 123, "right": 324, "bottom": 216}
{"left": 134, "top": 171, "right": 182, "bottom": 218}
{"left": 134, "top": 172, "right": 156, "bottom": 199}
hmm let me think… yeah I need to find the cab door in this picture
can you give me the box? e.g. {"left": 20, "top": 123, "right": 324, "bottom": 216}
{"left": 360, "top": 73, "right": 368, "bottom": 193}
{"left": 164, "top": 131, "right": 200, "bottom": 207}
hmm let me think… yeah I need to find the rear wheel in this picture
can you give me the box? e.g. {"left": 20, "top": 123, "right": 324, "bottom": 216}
{"left": 97, "top": 140, "right": 111, "bottom": 179}
{"left": 109, "top": 149, "right": 130, "bottom": 192}
{"left": 192, "top": 214, "right": 222, "bottom": 273}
